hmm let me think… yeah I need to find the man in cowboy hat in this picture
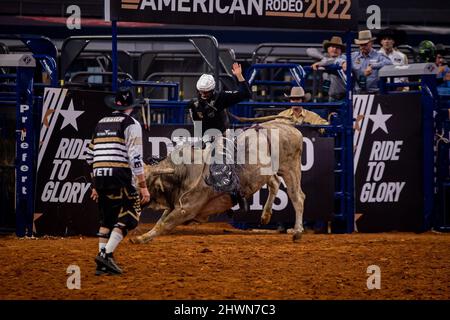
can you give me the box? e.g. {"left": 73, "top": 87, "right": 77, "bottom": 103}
{"left": 86, "top": 87, "right": 150, "bottom": 275}
{"left": 343, "top": 30, "right": 392, "bottom": 93}
{"left": 278, "top": 86, "right": 329, "bottom": 126}
{"left": 310, "top": 36, "right": 347, "bottom": 101}
{"left": 377, "top": 28, "right": 408, "bottom": 65}
{"left": 377, "top": 28, "right": 409, "bottom": 87}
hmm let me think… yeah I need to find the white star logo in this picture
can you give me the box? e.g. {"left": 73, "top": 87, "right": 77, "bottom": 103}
{"left": 59, "top": 100, "right": 84, "bottom": 131}
{"left": 368, "top": 104, "right": 392, "bottom": 134}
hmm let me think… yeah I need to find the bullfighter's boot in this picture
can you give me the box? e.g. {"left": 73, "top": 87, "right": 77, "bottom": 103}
{"left": 95, "top": 248, "right": 123, "bottom": 275}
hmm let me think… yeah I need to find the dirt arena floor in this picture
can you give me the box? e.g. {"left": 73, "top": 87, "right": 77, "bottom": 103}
{"left": 0, "top": 223, "right": 449, "bottom": 300}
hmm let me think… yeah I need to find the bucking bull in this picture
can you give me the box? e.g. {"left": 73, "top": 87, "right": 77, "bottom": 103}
{"left": 132, "top": 117, "right": 305, "bottom": 243}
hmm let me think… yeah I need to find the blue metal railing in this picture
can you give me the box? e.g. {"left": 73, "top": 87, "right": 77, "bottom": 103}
{"left": 120, "top": 80, "right": 181, "bottom": 101}
{"left": 247, "top": 63, "right": 306, "bottom": 89}
{"left": 245, "top": 60, "right": 352, "bottom": 231}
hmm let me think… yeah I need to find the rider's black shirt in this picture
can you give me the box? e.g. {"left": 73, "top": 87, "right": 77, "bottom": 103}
{"left": 188, "top": 81, "right": 251, "bottom": 135}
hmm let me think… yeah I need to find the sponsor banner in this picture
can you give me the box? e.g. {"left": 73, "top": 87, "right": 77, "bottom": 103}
{"left": 15, "top": 68, "right": 36, "bottom": 237}
{"left": 35, "top": 88, "right": 112, "bottom": 235}
{"left": 353, "top": 94, "right": 423, "bottom": 232}
{"left": 111, "top": 0, "right": 358, "bottom": 31}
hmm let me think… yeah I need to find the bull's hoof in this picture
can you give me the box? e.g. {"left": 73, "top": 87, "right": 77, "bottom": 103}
{"left": 260, "top": 214, "right": 271, "bottom": 225}
{"left": 292, "top": 231, "right": 302, "bottom": 242}
{"left": 130, "top": 236, "right": 150, "bottom": 244}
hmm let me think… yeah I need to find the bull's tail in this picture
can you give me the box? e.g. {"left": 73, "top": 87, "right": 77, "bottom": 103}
{"left": 228, "top": 112, "right": 293, "bottom": 123}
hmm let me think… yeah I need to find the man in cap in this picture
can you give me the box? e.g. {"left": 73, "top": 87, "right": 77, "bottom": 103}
{"left": 310, "top": 36, "right": 347, "bottom": 101}
{"left": 188, "top": 63, "right": 251, "bottom": 215}
{"left": 86, "top": 87, "right": 150, "bottom": 275}
{"left": 278, "top": 86, "right": 329, "bottom": 126}
{"left": 343, "top": 30, "right": 392, "bottom": 93}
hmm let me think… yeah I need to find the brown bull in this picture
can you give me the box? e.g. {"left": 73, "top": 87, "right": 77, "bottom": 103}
{"left": 132, "top": 120, "right": 305, "bottom": 243}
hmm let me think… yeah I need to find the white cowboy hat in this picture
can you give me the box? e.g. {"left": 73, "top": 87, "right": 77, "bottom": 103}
{"left": 284, "top": 86, "right": 312, "bottom": 102}
{"left": 284, "top": 86, "right": 305, "bottom": 98}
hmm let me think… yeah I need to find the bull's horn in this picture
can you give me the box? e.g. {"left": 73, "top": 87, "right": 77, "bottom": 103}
{"left": 149, "top": 168, "right": 175, "bottom": 175}
{"left": 228, "top": 112, "right": 292, "bottom": 123}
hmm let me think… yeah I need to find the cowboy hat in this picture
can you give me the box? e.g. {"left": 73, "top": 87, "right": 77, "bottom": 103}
{"left": 354, "top": 30, "right": 376, "bottom": 45}
{"left": 284, "top": 86, "right": 305, "bottom": 98}
{"left": 104, "top": 87, "right": 141, "bottom": 110}
{"left": 284, "top": 86, "right": 312, "bottom": 101}
{"left": 377, "top": 28, "right": 407, "bottom": 46}
{"left": 323, "top": 36, "right": 346, "bottom": 50}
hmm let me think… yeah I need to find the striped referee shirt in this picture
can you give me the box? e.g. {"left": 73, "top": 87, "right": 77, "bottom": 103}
{"left": 86, "top": 111, "right": 144, "bottom": 190}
